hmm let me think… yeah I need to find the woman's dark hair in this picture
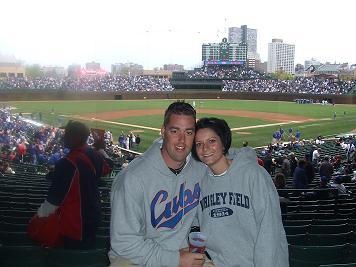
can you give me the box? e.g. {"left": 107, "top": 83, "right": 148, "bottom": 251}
{"left": 274, "top": 173, "right": 286, "bottom": 189}
{"left": 192, "top": 117, "right": 231, "bottom": 162}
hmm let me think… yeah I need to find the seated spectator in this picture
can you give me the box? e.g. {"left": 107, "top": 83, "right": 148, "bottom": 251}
{"left": 3, "top": 161, "right": 15, "bottom": 174}
{"left": 45, "top": 165, "right": 56, "bottom": 182}
{"left": 293, "top": 159, "right": 308, "bottom": 189}
{"left": 319, "top": 156, "right": 334, "bottom": 180}
{"left": 281, "top": 155, "right": 291, "bottom": 177}
{"left": 332, "top": 155, "right": 342, "bottom": 170}
{"left": 312, "top": 147, "right": 321, "bottom": 167}
{"left": 314, "top": 176, "right": 334, "bottom": 199}
{"left": 304, "top": 156, "right": 315, "bottom": 184}
{"left": 28, "top": 121, "right": 112, "bottom": 248}
{"left": 92, "top": 138, "right": 114, "bottom": 170}
{"left": 0, "top": 161, "right": 4, "bottom": 175}
{"left": 343, "top": 160, "right": 353, "bottom": 175}
{"left": 352, "top": 170, "right": 356, "bottom": 182}
{"left": 122, "top": 159, "right": 129, "bottom": 168}
{"left": 289, "top": 152, "right": 298, "bottom": 176}
{"left": 274, "top": 172, "right": 289, "bottom": 213}
{"left": 263, "top": 152, "right": 274, "bottom": 174}
{"left": 274, "top": 172, "right": 286, "bottom": 189}
{"left": 331, "top": 176, "right": 349, "bottom": 195}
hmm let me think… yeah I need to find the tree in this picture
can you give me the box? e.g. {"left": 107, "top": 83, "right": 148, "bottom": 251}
{"left": 25, "top": 64, "right": 42, "bottom": 78}
{"left": 272, "top": 70, "right": 294, "bottom": 80}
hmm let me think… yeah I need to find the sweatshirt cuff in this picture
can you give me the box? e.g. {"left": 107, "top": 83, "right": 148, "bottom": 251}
{"left": 160, "top": 249, "right": 180, "bottom": 267}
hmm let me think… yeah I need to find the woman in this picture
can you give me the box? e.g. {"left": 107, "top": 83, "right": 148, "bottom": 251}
{"left": 192, "top": 117, "right": 288, "bottom": 267}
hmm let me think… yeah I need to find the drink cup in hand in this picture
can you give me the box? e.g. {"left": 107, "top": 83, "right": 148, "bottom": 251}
{"left": 189, "top": 232, "right": 207, "bottom": 254}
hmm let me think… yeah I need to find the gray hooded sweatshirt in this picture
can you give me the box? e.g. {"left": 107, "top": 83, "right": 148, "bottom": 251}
{"left": 197, "top": 147, "right": 289, "bottom": 267}
{"left": 109, "top": 140, "right": 206, "bottom": 266}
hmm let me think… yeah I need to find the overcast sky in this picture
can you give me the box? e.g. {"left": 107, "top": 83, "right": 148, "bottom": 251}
{"left": 0, "top": 0, "right": 355, "bottom": 71}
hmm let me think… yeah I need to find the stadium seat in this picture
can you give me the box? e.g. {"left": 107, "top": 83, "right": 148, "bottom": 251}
{"left": 313, "top": 219, "right": 349, "bottom": 225}
{"left": 309, "top": 223, "right": 351, "bottom": 234}
{"left": 0, "top": 215, "right": 31, "bottom": 224}
{"left": 346, "top": 244, "right": 356, "bottom": 263}
{"left": 284, "top": 225, "right": 310, "bottom": 235}
{"left": 286, "top": 234, "right": 308, "bottom": 245}
{"left": 319, "top": 264, "right": 356, "bottom": 267}
{"left": 283, "top": 219, "right": 313, "bottom": 226}
{"left": 289, "top": 244, "right": 348, "bottom": 267}
{"left": 46, "top": 248, "right": 110, "bottom": 267}
{"left": 0, "top": 221, "right": 28, "bottom": 232}
{"left": 308, "top": 232, "right": 352, "bottom": 246}
{"left": 0, "top": 231, "right": 36, "bottom": 246}
{"left": 298, "top": 205, "right": 319, "bottom": 213}
{"left": 0, "top": 245, "right": 47, "bottom": 267}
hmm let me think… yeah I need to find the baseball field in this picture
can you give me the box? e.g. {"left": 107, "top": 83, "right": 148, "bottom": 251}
{"left": 4, "top": 99, "right": 356, "bottom": 152}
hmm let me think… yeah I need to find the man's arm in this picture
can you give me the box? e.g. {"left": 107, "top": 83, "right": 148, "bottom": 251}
{"left": 109, "top": 171, "right": 204, "bottom": 267}
{"left": 109, "top": 171, "right": 181, "bottom": 267}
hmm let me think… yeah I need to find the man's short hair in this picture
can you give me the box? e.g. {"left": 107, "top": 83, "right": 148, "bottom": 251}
{"left": 64, "top": 120, "right": 90, "bottom": 148}
{"left": 163, "top": 101, "right": 196, "bottom": 127}
{"left": 192, "top": 117, "right": 231, "bottom": 161}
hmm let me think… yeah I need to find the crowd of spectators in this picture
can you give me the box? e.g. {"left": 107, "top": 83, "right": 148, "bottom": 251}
{"left": 258, "top": 134, "right": 356, "bottom": 198}
{"left": 1, "top": 65, "right": 355, "bottom": 95}
{"left": 0, "top": 107, "right": 126, "bottom": 171}
{"left": 0, "top": 75, "right": 174, "bottom": 92}
{"left": 187, "top": 65, "right": 265, "bottom": 80}
{"left": 223, "top": 77, "right": 356, "bottom": 95}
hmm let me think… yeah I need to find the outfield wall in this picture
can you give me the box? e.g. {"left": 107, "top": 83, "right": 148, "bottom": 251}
{"left": 0, "top": 89, "right": 355, "bottom": 104}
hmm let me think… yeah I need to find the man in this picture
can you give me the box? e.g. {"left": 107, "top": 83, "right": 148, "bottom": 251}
{"left": 312, "top": 147, "right": 321, "bottom": 167}
{"left": 28, "top": 121, "right": 111, "bottom": 248}
{"left": 319, "top": 156, "right": 334, "bottom": 180}
{"left": 109, "top": 102, "right": 207, "bottom": 267}
{"left": 293, "top": 159, "right": 308, "bottom": 189}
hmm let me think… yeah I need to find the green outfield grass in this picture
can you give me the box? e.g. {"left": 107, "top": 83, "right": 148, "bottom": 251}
{"left": 4, "top": 99, "right": 356, "bottom": 152}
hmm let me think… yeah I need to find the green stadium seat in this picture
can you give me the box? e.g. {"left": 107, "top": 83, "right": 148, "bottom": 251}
{"left": 308, "top": 232, "right": 352, "bottom": 246}
{"left": 346, "top": 244, "right": 356, "bottom": 263}
{"left": 46, "top": 248, "right": 110, "bottom": 267}
{"left": 284, "top": 225, "right": 310, "bottom": 235}
{"left": 289, "top": 244, "right": 348, "bottom": 267}
{"left": 286, "top": 234, "right": 308, "bottom": 245}
{"left": 0, "top": 215, "right": 31, "bottom": 224}
{"left": 0, "top": 221, "right": 28, "bottom": 232}
{"left": 319, "top": 264, "right": 356, "bottom": 267}
{"left": 313, "top": 219, "right": 349, "bottom": 225}
{"left": 0, "top": 231, "right": 37, "bottom": 246}
{"left": 0, "top": 245, "right": 47, "bottom": 267}
{"left": 283, "top": 219, "right": 313, "bottom": 226}
{"left": 309, "top": 224, "right": 351, "bottom": 234}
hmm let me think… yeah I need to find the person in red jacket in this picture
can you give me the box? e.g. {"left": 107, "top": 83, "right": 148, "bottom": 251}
{"left": 29, "top": 121, "right": 112, "bottom": 248}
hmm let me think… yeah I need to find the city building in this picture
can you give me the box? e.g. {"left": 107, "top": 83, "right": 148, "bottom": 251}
{"left": 67, "top": 64, "right": 82, "bottom": 78}
{"left": 163, "top": 64, "right": 184, "bottom": 71}
{"left": 111, "top": 62, "right": 143, "bottom": 76}
{"left": 0, "top": 53, "right": 25, "bottom": 78}
{"left": 267, "top": 39, "right": 295, "bottom": 74}
{"left": 85, "top": 61, "right": 101, "bottom": 71}
{"left": 143, "top": 69, "right": 172, "bottom": 79}
{"left": 42, "top": 66, "right": 66, "bottom": 78}
{"left": 305, "top": 58, "right": 321, "bottom": 70}
{"left": 202, "top": 38, "right": 247, "bottom": 64}
{"left": 315, "top": 63, "right": 348, "bottom": 76}
{"left": 228, "top": 25, "right": 259, "bottom": 68}
{"left": 255, "top": 60, "right": 267, "bottom": 74}
{"left": 228, "top": 25, "right": 257, "bottom": 54}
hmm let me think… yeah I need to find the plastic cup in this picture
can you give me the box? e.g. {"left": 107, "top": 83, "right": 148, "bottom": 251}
{"left": 189, "top": 232, "right": 207, "bottom": 254}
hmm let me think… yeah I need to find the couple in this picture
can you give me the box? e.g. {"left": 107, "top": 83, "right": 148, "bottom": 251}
{"left": 109, "top": 101, "right": 288, "bottom": 267}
